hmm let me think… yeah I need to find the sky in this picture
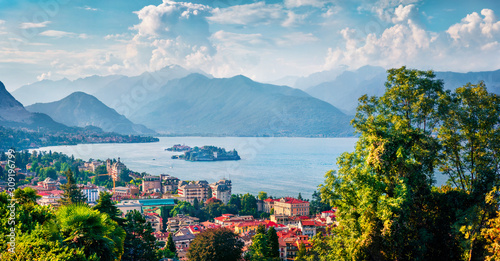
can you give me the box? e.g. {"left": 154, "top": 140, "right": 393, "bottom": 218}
{"left": 0, "top": 0, "right": 499, "bottom": 91}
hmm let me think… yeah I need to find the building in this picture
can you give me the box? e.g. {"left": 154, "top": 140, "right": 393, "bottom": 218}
{"left": 160, "top": 174, "right": 180, "bottom": 194}
{"left": 273, "top": 197, "right": 310, "bottom": 216}
{"left": 143, "top": 175, "right": 161, "bottom": 193}
{"left": 167, "top": 214, "right": 200, "bottom": 232}
{"left": 116, "top": 200, "right": 143, "bottom": 215}
{"left": 80, "top": 184, "right": 100, "bottom": 203}
{"left": 177, "top": 180, "right": 209, "bottom": 204}
{"left": 106, "top": 158, "right": 126, "bottom": 181}
{"left": 82, "top": 160, "right": 104, "bottom": 172}
{"left": 40, "top": 177, "right": 59, "bottom": 190}
{"left": 263, "top": 198, "right": 280, "bottom": 213}
{"left": 209, "top": 179, "right": 232, "bottom": 204}
{"left": 145, "top": 213, "right": 163, "bottom": 232}
{"left": 214, "top": 214, "right": 254, "bottom": 227}
{"left": 298, "top": 220, "right": 326, "bottom": 238}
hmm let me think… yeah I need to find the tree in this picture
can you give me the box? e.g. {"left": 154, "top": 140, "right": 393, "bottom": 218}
{"left": 170, "top": 201, "right": 195, "bottom": 217}
{"left": 296, "top": 242, "right": 307, "bottom": 261}
{"left": 437, "top": 82, "right": 500, "bottom": 260}
{"left": 122, "top": 210, "right": 159, "bottom": 261}
{"left": 58, "top": 169, "right": 87, "bottom": 205}
{"left": 93, "top": 192, "right": 124, "bottom": 225}
{"left": 166, "top": 232, "right": 177, "bottom": 256}
{"left": 250, "top": 233, "right": 269, "bottom": 258}
{"left": 297, "top": 193, "right": 303, "bottom": 200}
{"left": 13, "top": 187, "right": 40, "bottom": 205}
{"left": 258, "top": 191, "right": 268, "bottom": 200}
{"left": 241, "top": 193, "right": 258, "bottom": 216}
{"left": 267, "top": 226, "right": 280, "bottom": 258}
{"left": 56, "top": 204, "right": 126, "bottom": 261}
{"left": 320, "top": 67, "right": 446, "bottom": 260}
{"left": 309, "top": 190, "right": 330, "bottom": 215}
{"left": 187, "top": 228, "right": 243, "bottom": 261}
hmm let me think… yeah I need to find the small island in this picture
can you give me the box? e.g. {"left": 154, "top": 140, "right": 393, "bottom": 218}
{"left": 171, "top": 145, "right": 241, "bottom": 161}
{"left": 165, "top": 144, "right": 192, "bottom": 152}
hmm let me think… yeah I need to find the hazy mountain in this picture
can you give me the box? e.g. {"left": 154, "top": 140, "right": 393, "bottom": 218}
{"left": 293, "top": 67, "right": 347, "bottom": 90}
{"left": 26, "top": 92, "right": 154, "bottom": 135}
{"left": 306, "top": 66, "right": 387, "bottom": 114}
{"left": 92, "top": 65, "right": 210, "bottom": 111}
{"left": 435, "top": 69, "right": 500, "bottom": 93}
{"left": 12, "top": 75, "right": 125, "bottom": 106}
{"left": 12, "top": 65, "right": 209, "bottom": 108}
{"left": 129, "top": 74, "right": 353, "bottom": 137}
{"left": 0, "top": 81, "right": 68, "bottom": 131}
{"left": 305, "top": 66, "right": 500, "bottom": 114}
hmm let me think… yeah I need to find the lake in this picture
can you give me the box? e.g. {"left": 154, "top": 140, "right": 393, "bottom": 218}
{"left": 33, "top": 137, "right": 447, "bottom": 199}
{"left": 33, "top": 137, "right": 357, "bottom": 199}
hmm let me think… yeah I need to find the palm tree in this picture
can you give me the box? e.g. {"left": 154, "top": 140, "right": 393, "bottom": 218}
{"left": 56, "top": 204, "right": 126, "bottom": 260}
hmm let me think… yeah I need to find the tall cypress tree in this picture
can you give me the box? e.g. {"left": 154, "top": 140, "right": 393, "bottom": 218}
{"left": 267, "top": 226, "right": 280, "bottom": 258}
{"left": 58, "top": 169, "right": 87, "bottom": 205}
{"left": 166, "top": 232, "right": 177, "bottom": 255}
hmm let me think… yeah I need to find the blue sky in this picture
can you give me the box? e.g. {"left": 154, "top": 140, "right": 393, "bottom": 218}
{"left": 0, "top": 0, "right": 499, "bottom": 91}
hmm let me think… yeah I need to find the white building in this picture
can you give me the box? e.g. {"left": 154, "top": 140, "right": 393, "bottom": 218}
{"left": 209, "top": 179, "right": 232, "bottom": 204}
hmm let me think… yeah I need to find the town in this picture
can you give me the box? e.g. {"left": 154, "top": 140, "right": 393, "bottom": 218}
{"left": 0, "top": 150, "right": 335, "bottom": 260}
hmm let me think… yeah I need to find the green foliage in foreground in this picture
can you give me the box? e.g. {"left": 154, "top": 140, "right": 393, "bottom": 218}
{"left": 317, "top": 66, "right": 500, "bottom": 261}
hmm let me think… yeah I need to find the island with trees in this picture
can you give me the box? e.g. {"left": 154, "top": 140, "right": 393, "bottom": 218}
{"left": 171, "top": 146, "right": 241, "bottom": 161}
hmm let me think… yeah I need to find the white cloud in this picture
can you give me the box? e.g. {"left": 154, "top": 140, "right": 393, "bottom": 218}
{"left": 324, "top": 7, "right": 500, "bottom": 73}
{"left": 447, "top": 9, "right": 500, "bottom": 41}
{"left": 277, "top": 32, "right": 319, "bottom": 46}
{"left": 358, "top": 0, "right": 421, "bottom": 22}
{"left": 40, "top": 30, "right": 75, "bottom": 37}
{"left": 209, "top": 2, "right": 285, "bottom": 25}
{"left": 80, "top": 6, "right": 99, "bottom": 11}
{"left": 39, "top": 30, "right": 89, "bottom": 39}
{"left": 19, "top": 21, "right": 51, "bottom": 29}
{"left": 37, "top": 71, "right": 52, "bottom": 81}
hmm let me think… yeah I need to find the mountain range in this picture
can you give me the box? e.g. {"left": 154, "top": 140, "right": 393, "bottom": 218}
{"left": 305, "top": 66, "right": 500, "bottom": 115}
{"left": 8, "top": 65, "right": 500, "bottom": 137}
{"left": 127, "top": 73, "right": 352, "bottom": 136}
{"left": 26, "top": 92, "right": 155, "bottom": 135}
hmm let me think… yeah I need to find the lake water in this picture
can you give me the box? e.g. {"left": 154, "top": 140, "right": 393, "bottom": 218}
{"left": 33, "top": 137, "right": 357, "bottom": 199}
{"left": 33, "top": 137, "right": 447, "bottom": 199}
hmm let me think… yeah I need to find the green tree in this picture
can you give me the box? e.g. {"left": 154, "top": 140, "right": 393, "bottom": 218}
{"left": 250, "top": 233, "right": 269, "bottom": 258}
{"left": 309, "top": 190, "right": 330, "bottom": 215}
{"left": 93, "top": 192, "right": 125, "bottom": 225}
{"left": 187, "top": 228, "right": 243, "bottom": 261}
{"left": 320, "top": 67, "right": 446, "bottom": 260}
{"left": 13, "top": 187, "right": 40, "bottom": 205}
{"left": 296, "top": 242, "right": 307, "bottom": 261}
{"left": 166, "top": 232, "right": 177, "bottom": 256}
{"left": 122, "top": 210, "right": 159, "bottom": 261}
{"left": 170, "top": 201, "right": 195, "bottom": 217}
{"left": 56, "top": 204, "right": 126, "bottom": 260}
{"left": 241, "top": 193, "right": 257, "bottom": 216}
{"left": 59, "top": 169, "right": 87, "bottom": 205}
{"left": 297, "top": 193, "right": 303, "bottom": 200}
{"left": 258, "top": 191, "right": 268, "bottom": 200}
{"left": 267, "top": 226, "right": 280, "bottom": 258}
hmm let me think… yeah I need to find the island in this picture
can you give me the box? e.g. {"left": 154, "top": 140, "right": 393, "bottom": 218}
{"left": 165, "top": 144, "right": 192, "bottom": 152}
{"left": 171, "top": 146, "right": 241, "bottom": 161}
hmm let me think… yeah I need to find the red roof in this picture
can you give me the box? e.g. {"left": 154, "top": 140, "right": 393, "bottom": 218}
{"left": 281, "top": 197, "right": 309, "bottom": 204}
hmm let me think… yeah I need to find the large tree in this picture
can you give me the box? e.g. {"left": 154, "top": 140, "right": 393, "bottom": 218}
{"left": 320, "top": 67, "right": 447, "bottom": 260}
{"left": 187, "top": 228, "right": 243, "bottom": 261}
